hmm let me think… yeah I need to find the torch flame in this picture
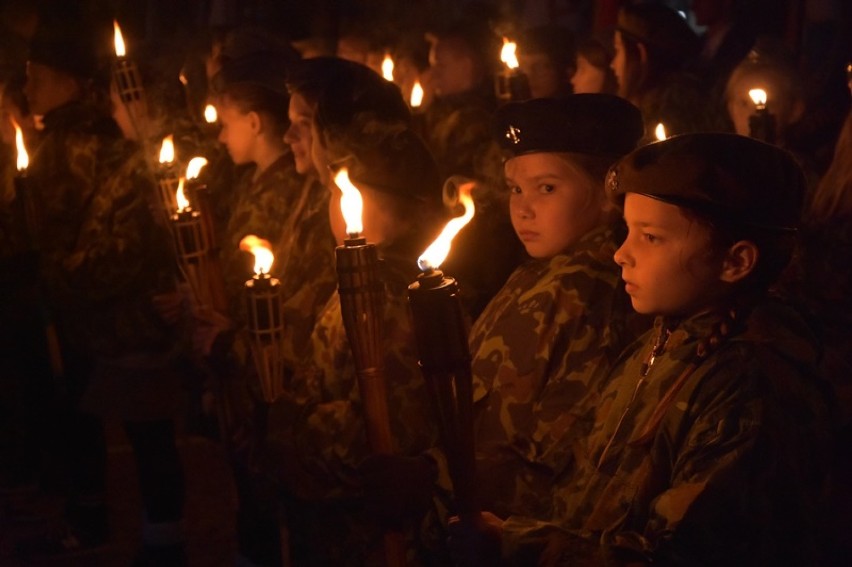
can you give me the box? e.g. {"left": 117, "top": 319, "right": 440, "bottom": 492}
{"left": 179, "top": 70, "right": 187, "bottom": 86}
{"left": 175, "top": 177, "right": 190, "bottom": 212}
{"left": 334, "top": 167, "right": 364, "bottom": 238}
{"left": 655, "top": 122, "right": 667, "bottom": 141}
{"left": 186, "top": 157, "right": 208, "bottom": 180}
{"left": 204, "top": 104, "right": 218, "bottom": 123}
{"left": 417, "top": 182, "right": 476, "bottom": 272}
{"left": 382, "top": 53, "right": 394, "bottom": 82}
{"left": 158, "top": 134, "right": 175, "bottom": 164}
{"left": 500, "top": 38, "right": 519, "bottom": 70}
{"left": 410, "top": 80, "right": 424, "bottom": 108}
{"left": 240, "top": 235, "right": 274, "bottom": 275}
{"left": 113, "top": 20, "right": 126, "bottom": 57}
{"left": 749, "top": 88, "right": 767, "bottom": 108}
{"left": 11, "top": 118, "right": 28, "bottom": 171}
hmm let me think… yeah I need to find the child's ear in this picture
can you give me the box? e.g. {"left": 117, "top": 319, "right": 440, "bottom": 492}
{"left": 637, "top": 42, "right": 648, "bottom": 66}
{"left": 720, "top": 240, "right": 759, "bottom": 283}
{"left": 248, "top": 110, "right": 262, "bottom": 135}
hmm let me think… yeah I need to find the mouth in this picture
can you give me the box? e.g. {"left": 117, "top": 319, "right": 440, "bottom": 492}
{"left": 517, "top": 230, "right": 539, "bottom": 241}
{"left": 623, "top": 280, "right": 637, "bottom": 294}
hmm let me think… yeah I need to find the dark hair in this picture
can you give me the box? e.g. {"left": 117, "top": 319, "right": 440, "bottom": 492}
{"left": 219, "top": 83, "right": 289, "bottom": 137}
{"left": 682, "top": 208, "right": 797, "bottom": 296}
{"left": 286, "top": 57, "right": 410, "bottom": 147}
{"left": 576, "top": 35, "right": 618, "bottom": 94}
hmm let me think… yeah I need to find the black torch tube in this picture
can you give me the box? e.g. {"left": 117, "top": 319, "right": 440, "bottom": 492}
{"left": 748, "top": 107, "right": 777, "bottom": 144}
{"left": 245, "top": 274, "right": 282, "bottom": 334}
{"left": 495, "top": 68, "right": 531, "bottom": 104}
{"left": 407, "top": 269, "right": 478, "bottom": 518}
{"left": 113, "top": 59, "right": 145, "bottom": 103}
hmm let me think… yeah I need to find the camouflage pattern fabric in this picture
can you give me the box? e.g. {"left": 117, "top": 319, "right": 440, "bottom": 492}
{"left": 463, "top": 224, "right": 646, "bottom": 520}
{"left": 22, "top": 100, "right": 183, "bottom": 419}
{"left": 501, "top": 300, "right": 833, "bottom": 566}
{"left": 264, "top": 240, "right": 441, "bottom": 565}
{"left": 28, "top": 101, "right": 177, "bottom": 360}
{"left": 271, "top": 176, "right": 337, "bottom": 372}
{"left": 637, "top": 73, "right": 729, "bottom": 142}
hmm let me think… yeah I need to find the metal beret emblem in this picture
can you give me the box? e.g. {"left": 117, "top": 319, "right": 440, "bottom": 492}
{"left": 606, "top": 168, "right": 618, "bottom": 192}
{"left": 505, "top": 125, "right": 521, "bottom": 144}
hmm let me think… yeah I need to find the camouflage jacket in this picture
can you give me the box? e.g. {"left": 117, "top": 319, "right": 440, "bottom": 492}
{"left": 464, "top": 224, "right": 645, "bottom": 520}
{"left": 27, "top": 101, "right": 177, "bottom": 360}
{"left": 501, "top": 300, "right": 833, "bottom": 566}
{"left": 271, "top": 176, "right": 337, "bottom": 370}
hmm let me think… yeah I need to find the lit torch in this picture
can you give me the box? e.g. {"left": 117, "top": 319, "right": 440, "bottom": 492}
{"left": 333, "top": 167, "right": 407, "bottom": 567}
{"left": 748, "top": 88, "right": 776, "bottom": 144}
{"left": 154, "top": 134, "right": 180, "bottom": 219}
{"left": 11, "top": 118, "right": 64, "bottom": 379}
{"left": 184, "top": 157, "right": 229, "bottom": 313}
{"left": 654, "top": 122, "right": 667, "bottom": 141}
{"left": 203, "top": 103, "right": 219, "bottom": 138}
{"left": 171, "top": 176, "right": 212, "bottom": 308}
{"left": 407, "top": 182, "right": 478, "bottom": 519}
{"left": 112, "top": 20, "right": 144, "bottom": 104}
{"left": 241, "top": 235, "right": 285, "bottom": 403}
{"left": 495, "top": 37, "right": 530, "bottom": 104}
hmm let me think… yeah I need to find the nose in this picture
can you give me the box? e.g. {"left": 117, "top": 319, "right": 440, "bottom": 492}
{"left": 511, "top": 194, "right": 534, "bottom": 220}
{"left": 283, "top": 123, "right": 296, "bottom": 144}
{"left": 613, "top": 238, "right": 632, "bottom": 267}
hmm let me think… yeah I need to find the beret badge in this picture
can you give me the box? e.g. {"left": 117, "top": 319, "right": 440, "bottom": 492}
{"left": 606, "top": 168, "right": 619, "bottom": 193}
{"left": 505, "top": 125, "right": 522, "bottom": 145}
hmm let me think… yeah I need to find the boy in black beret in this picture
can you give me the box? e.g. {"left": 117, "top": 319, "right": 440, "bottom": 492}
{"left": 454, "top": 133, "right": 834, "bottom": 566}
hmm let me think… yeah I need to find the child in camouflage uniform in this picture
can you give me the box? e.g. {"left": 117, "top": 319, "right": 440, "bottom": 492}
{"left": 462, "top": 95, "right": 648, "bottom": 522}
{"left": 456, "top": 133, "right": 834, "bottom": 566}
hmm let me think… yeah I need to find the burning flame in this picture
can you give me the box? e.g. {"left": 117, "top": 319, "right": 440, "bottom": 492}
{"left": 186, "top": 157, "right": 208, "bottom": 180}
{"left": 500, "top": 38, "right": 519, "bottom": 70}
{"left": 204, "top": 104, "right": 218, "bottom": 123}
{"left": 175, "top": 177, "right": 190, "bottom": 212}
{"left": 11, "top": 118, "right": 28, "bottom": 171}
{"left": 158, "top": 134, "right": 175, "bottom": 164}
{"left": 113, "top": 20, "right": 126, "bottom": 57}
{"left": 179, "top": 70, "right": 188, "bottom": 86}
{"left": 417, "top": 182, "right": 476, "bottom": 272}
{"left": 240, "top": 235, "right": 274, "bottom": 275}
{"left": 334, "top": 168, "right": 363, "bottom": 237}
{"left": 655, "top": 123, "right": 667, "bottom": 141}
{"left": 749, "top": 88, "right": 767, "bottom": 108}
{"left": 381, "top": 53, "right": 394, "bottom": 82}
{"left": 410, "top": 80, "right": 424, "bottom": 108}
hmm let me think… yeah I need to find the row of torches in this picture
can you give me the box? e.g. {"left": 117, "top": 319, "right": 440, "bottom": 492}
{"left": 9, "top": 23, "right": 777, "bottom": 567}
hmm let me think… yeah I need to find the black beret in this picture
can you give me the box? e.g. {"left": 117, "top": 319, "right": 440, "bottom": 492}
{"left": 495, "top": 94, "right": 644, "bottom": 158}
{"left": 606, "top": 133, "right": 806, "bottom": 231}
{"left": 210, "top": 51, "right": 291, "bottom": 96}
{"left": 345, "top": 128, "right": 441, "bottom": 206}
{"left": 617, "top": 3, "right": 699, "bottom": 57}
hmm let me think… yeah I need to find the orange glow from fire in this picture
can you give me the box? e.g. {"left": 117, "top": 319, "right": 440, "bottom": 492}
{"left": 113, "top": 20, "right": 126, "bottom": 57}
{"left": 240, "top": 235, "right": 274, "bottom": 275}
{"left": 11, "top": 118, "right": 28, "bottom": 171}
{"left": 417, "top": 182, "right": 475, "bottom": 271}
{"left": 175, "top": 177, "right": 189, "bottom": 212}
{"left": 749, "top": 88, "right": 767, "bottom": 109}
{"left": 186, "top": 157, "right": 208, "bottom": 180}
{"left": 204, "top": 104, "right": 218, "bottom": 123}
{"left": 655, "top": 123, "right": 667, "bottom": 141}
{"left": 381, "top": 53, "right": 394, "bottom": 82}
{"left": 410, "top": 80, "right": 424, "bottom": 108}
{"left": 158, "top": 134, "right": 175, "bottom": 164}
{"left": 500, "top": 38, "right": 519, "bottom": 70}
{"left": 334, "top": 168, "right": 364, "bottom": 237}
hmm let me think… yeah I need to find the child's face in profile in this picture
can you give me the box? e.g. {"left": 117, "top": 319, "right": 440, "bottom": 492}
{"left": 615, "top": 193, "right": 726, "bottom": 316}
{"left": 284, "top": 93, "right": 316, "bottom": 176}
{"left": 506, "top": 152, "right": 606, "bottom": 259}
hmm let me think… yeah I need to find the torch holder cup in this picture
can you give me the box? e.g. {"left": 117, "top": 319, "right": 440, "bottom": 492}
{"left": 172, "top": 209, "right": 212, "bottom": 308}
{"left": 156, "top": 167, "right": 180, "bottom": 219}
{"left": 245, "top": 275, "right": 285, "bottom": 403}
{"left": 408, "top": 270, "right": 478, "bottom": 518}
{"left": 495, "top": 68, "right": 531, "bottom": 104}
{"left": 113, "top": 59, "right": 145, "bottom": 103}
{"left": 749, "top": 109, "right": 777, "bottom": 145}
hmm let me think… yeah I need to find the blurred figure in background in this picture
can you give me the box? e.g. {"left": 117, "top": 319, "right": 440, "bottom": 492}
{"left": 571, "top": 34, "right": 618, "bottom": 95}
{"left": 517, "top": 25, "right": 575, "bottom": 99}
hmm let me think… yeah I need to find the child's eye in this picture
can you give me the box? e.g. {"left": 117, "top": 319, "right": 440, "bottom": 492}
{"left": 508, "top": 185, "right": 521, "bottom": 195}
{"left": 643, "top": 232, "right": 660, "bottom": 243}
{"left": 539, "top": 184, "right": 555, "bottom": 194}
